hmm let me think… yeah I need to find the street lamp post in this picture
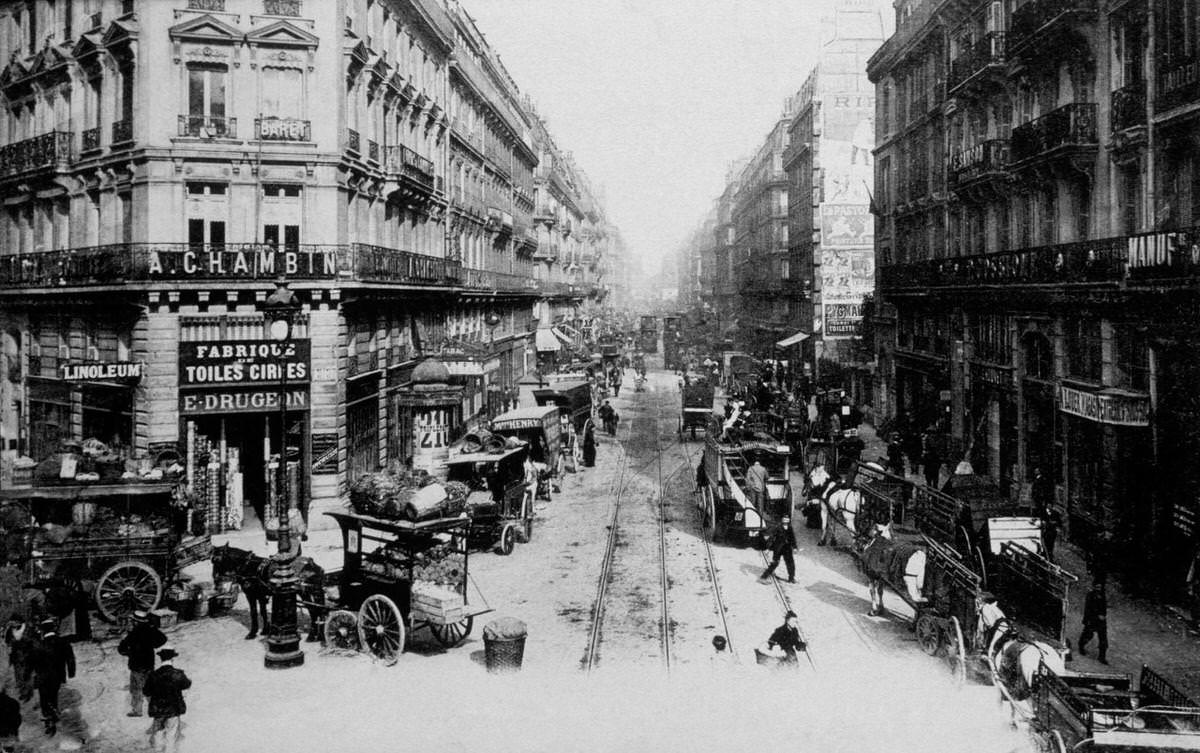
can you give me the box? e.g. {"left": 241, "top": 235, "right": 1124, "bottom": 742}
{"left": 263, "top": 277, "right": 304, "bottom": 669}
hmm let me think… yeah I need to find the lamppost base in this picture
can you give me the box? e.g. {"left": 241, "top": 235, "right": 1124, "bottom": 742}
{"left": 264, "top": 639, "right": 305, "bottom": 669}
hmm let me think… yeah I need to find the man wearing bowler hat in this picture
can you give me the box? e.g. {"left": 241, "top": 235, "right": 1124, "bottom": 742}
{"left": 144, "top": 647, "right": 191, "bottom": 753}
{"left": 117, "top": 610, "right": 166, "bottom": 717}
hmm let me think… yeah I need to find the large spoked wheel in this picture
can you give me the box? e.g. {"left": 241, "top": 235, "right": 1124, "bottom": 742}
{"left": 95, "top": 561, "right": 162, "bottom": 622}
{"left": 974, "top": 546, "right": 988, "bottom": 587}
{"left": 357, "top": 594, "right": 406, "bottom": 665}
{"left": 1047, "top": 731, "right": 1067, "bottom": 753}
{"left": 430, "top": 615, "right": 474, "bottom": 648}
{"left": 947, "top": 616, "right": 968, "bottom": 687}
{"left": 915, "top": 612, "right": 942, "bottom": 656}
{"left": 703, "top": 489, "right": 717, "bottom": 540}
{"left": 520, "top": 498, "right": 533, "bottom": 544}
{"left": 323, "top": 610, "right": 360, "bottom": 653}
{"left": 497, "top": 523, "right": 517, "bottom": 556}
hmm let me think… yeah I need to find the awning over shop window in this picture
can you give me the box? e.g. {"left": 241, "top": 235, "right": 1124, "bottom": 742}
{"left": 535, "top": 328, "right": 561, "bottom": 352}
{"left": 557, "top": 324, "right": 581, "bottom": 340}
{"left": 776, "top": 331, "right": 810, "bottom": 348}
{"left": 551, "top": 327, "right": 574, "bottom": 345}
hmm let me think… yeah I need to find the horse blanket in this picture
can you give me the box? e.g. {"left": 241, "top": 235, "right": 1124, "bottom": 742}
{"left": 861, "top": 537, "right": 923, "bottom": 586}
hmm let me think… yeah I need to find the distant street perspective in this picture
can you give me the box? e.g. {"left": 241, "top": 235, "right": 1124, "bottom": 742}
{"left": 1, "top": 0, "right": 1200, "bottom": 752}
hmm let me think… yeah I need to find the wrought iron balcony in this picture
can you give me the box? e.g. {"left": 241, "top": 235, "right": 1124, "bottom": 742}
{"left": 949, "top": 139, "right": 1010, "bottom": 186}
{"left": 460, "top": 267, "right": 538, "bottom": 294}
{"left": 1157, "top": 55, "right": 1200, "bottom": 113}
{"left": 948, "top": 32, "right": 1006, "bottom": 93}
{"left": 879, "top": 224, "right": 1200, "bottom": 293}
{"left": 1008, "top": 0, "right": 1096, "bottom": 56}
{"left": 177, "top": 116, "right": 235, "bottom": 139}
{"left": 0, "top": 131, "right": 73, "bottom": 177}
{"left": 367, "top": 140, "right": 380, "bottom": 163}
{"left": 346, "top": 128, "right": 360, "bottom": 154}
{"left": 81, "top": 127, "right": 101, "bottom": 153}
{"left": 1110, "top": 83, "right": 1146, "bottom": 133}
{"left": 0, "top": 243, "right": 467, "bottom": 289}
{"left": 255, "top": 117, "right": 310, "bottom": 141}
{"left": 112, "top": 119, "right": 134, "bottom": 144}
{"left": 188, "top": 0, "right": 225, "bottom": 10}
{"left": 1010, "top": 103, "right": 1096, "bottom": 164}
{"left": 388, "top": 145, "right": 434, "bottom": 188}
{"left": 263, "top": 0, "right": 301, "bottom": 16}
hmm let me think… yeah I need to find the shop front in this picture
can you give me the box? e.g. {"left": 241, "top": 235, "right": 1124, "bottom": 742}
{"left": 177, "top": 337, "right": 311, "bottom": 536}
{"left": 966, "top": 362, "right": 1017, "bottom": 496}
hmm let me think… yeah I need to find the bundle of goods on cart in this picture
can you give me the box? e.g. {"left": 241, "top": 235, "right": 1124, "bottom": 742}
{"left": 348, "top": 471, "right": 468, "bottom": 522}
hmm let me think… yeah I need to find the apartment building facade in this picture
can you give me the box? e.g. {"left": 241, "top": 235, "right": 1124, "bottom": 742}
{"left": 869, "top": 0, "right": 1200, "bottom": 584}
{"left": 0, "top": 0, "right": 623, "bottom": 532}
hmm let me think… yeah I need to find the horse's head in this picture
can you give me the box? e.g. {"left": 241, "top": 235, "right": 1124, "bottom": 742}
{"left": 976, "top": 595, "right": 1007, "bottom": 633}
{"left": 809, "top": 465, "right": 829, "bottom": 488}
{"left": 211, "top": 543, "right": 248, "bottom": 582}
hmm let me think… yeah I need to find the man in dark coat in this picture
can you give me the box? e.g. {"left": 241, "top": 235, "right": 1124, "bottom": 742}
{"left": 886, "top": 434, "right": 905, "bottom": 477}
{"left": 767, "top": 611, "right": 807, "bottom": 664}
{"left": 921, "top": 435, "right": 941, "bottom": 488}
{"left": 3, "top": 614, "right": 32, "bottom": 702}
{"left": 117, "top": 610, "right": 167, "bottom": 717}
{"left": 759, "top": 517, "right": 797, "bottom": 583}
{"left": 1078, "top": 580, "right": 1108, "bottom": 664}
{"left": 581, "top": 424, "right": 596, "bottom": 468}
{"left": 144, "top": 647, "right": 191, "bottom": 753}
{"left": 0, "top": 686, "right": 19, "bottom": 753}
{"left": 30, "top": 618, "right": 74, "bottom": 736}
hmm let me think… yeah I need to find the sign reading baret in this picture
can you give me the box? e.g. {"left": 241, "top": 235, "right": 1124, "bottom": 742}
{"left": 179, "top": 340, "right": 311, "bottom": 387}
{"left": 1058, "top": 385, "right": 1151, "bottom": 427}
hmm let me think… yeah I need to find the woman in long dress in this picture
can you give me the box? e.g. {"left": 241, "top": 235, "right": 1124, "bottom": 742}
{"left": 582, "top": 423, "right": 597, "bottom": 468}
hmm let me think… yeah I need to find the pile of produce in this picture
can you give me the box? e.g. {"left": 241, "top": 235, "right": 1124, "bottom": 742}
{"left": 411, "top": 543, "right": 466, "bottom": 589}
{"left": 350, "top": 472, "right": 471, "bottom": 522}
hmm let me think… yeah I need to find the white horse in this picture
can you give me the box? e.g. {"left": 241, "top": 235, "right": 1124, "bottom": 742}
{"left": 978, "top": 597, "right": 1066, "bottom": 716}
{"left": 861, "top": 531, "right": 927, "bottom": 616}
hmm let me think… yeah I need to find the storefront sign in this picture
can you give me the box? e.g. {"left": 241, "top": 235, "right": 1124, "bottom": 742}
{"left": 179, "top": 388, "right": 309, "bottom": 415}
{"left": 311, "top": 432, "right": 339, "bottom": 475}
{"left": 1058, "top": 385, "right": 1151, "bottom": 427}
{"left": 972, "top": 363, "right": 1013, "bottom": 391}
{"left": 824, "top": 302, "right": 862, "bottom": 337}
{"left": 258, "top": 117, "right": 308, "bottom": 141}
{"left": 179, "top": 340, "right": 311, "bottom": 387}
{"left": 58, "top": 361, "right": 143, "bottom": 383}
{"left": 147, "top": 247, "right": 342, "bottom": 278}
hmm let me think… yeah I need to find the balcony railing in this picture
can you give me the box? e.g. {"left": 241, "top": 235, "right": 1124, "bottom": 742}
{"left": 1010, "top": 103, "right": 1096, "bottom": 163}
{"left": 263, "top": 0, "right": 301, "bottom": 16}
{"left": 255, "top": 117, "right": 310, "bottom": 141}
{"left": 177, "top": 115, "right": 235, "bottom": 139}
{"left": 1009, "top": 0, "right": 1096, "bottom": 54}
{"left": 188, "top": 0, "right": 225, "bottom": 10}
{"left": 81, "top": 127, "right": 101, "bottom": 153}
{"left": 0, "top": 131, "right": 73, "bottom": 177}
{"left": 111, "top": 119, "right": 133, "bottom": 144}
{"left": 879, "top": 224, "right": 1200, "bottom": 292}
{"left": 461, "top": 267, "right": 538, "bottom": 294}
{"left": 388, "top": 145, "right": 434, "bottom": 187}
{"left": 948, "top": 32, "right": 1006, "bottom": 92}
{"left": 346, "top": 129, "right": 360, "bottom": 154}
{"left": 368, "top": 140, "right": 379, "bottom": 163}
{"left": 0, "top": 243, "right": 466, "bottom": 288}
{"left": 949, "top": 139, "right": 1010, "bottom": 185}
{"left": 1157, "top": 55, "right": 1200, "bottom": 113}
{"left": 1110, "top": 83, "right": 1146, "bottom": 132}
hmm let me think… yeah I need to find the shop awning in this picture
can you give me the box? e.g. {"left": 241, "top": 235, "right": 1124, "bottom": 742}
{"left": 557, "top": 324, "right": 581, "bottom": 339}
{"left": 776, "top": 331, "right": 810, "bottom": 348}
{"left": 535, "top": 328, "right": 561, "bottom": 352}
{"left": 551, "top": 327, "right": 574, "bottom": 345}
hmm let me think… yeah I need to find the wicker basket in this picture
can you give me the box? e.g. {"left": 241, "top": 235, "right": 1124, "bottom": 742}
{"left": 484, "top": 636, "right": 526, "bottom": 673}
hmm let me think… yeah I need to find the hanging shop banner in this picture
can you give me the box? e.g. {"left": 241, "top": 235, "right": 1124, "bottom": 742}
{"left": 179, "top": 340, "right": 311, "bottom": 387}
{"left": 1058, "top": 385, "right": 1151, "bottom": 427}
{"left": 310, "top": 432, "right": 339, "bottom": 475}
{"left": 179, "top": 387, "right": 309, "bottom": 415}
{"left": 58, "top": 361, "right": 143, "bottom": 383}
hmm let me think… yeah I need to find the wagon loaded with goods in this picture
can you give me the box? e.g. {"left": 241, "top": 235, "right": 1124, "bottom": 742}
{"left": 680, "top": 378, "right": 715, "bottom": 440}
{"left": 320, "top": 512, "right": 492, "bottom": 665}
{"left": 444, "top": 437, "right": 534, "bottom": 555}
{"left": 1030, "top": 662, "right": 1200, "bottom": 752}
{"left": 0, "top": 482, "right": 213, "bottom": 622}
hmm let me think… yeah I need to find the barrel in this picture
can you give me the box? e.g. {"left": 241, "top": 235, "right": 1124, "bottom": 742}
{"left": 461, "top": 429, "right": 493, "bottom": 454}
{"left": 402, "top": 483, "right": 449, "bottom": 521}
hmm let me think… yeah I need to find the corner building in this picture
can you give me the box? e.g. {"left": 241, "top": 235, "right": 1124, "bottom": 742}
{"left": 869, "top": 0, "right": 1200, "bottom": 587}
{"left": 0, "top": 0, "right": 625, "bottom": 534}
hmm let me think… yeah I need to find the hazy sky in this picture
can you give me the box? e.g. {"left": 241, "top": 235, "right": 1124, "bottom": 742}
{"left": 467, "top": 0, "right": 895, "bottom": 274}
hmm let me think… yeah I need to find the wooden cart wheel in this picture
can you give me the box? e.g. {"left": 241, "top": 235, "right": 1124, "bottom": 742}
{"left": 430, "top": 615, "right": 474, "bottom": 648}
{"left": 948, "top": 616, "right": 968, "bottom": 687}
{"left": 975, "top": 546, "right": 988, "bottom": 588}
{"left": 498, "top": 523, "right": 517, "bottom": 556}
{"left": 357, "top": 594, "right": 405, "bottom": 665}
{"left": 323, "top": 610, "right": 360, "bottom": 653}
{"left": 915, "top": 612, "right": 941, "bottom": 656}
{"left": 523, "top": 501, "right": 534, "bottom": 544}
{"left": 1048, "top": 731, "right": 1067, "bottom": 753}
{"left": 95, "top": 561, "right": 162, "bottom": 622}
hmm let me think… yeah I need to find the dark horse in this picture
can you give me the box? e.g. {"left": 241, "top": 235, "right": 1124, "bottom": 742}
{"left": 211, "top": 543, "right": 327, "bottom": 642}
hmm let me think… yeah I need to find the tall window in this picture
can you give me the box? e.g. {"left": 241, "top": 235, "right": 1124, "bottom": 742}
{"left": 187, "top": 65, "right": 228, "bottom": 134}
{"left": 1023, "top": 332, "right": 1054, "bottom": 380}
{"left": 261, "top": 67, "right": 302, "bottom": 119}
{"left": 262, "top": 184, "right": 301, "bottom": 250}
{"left": 118, "top": 61, "right": 134, "bottom": 124}
{"left": 1114, "top": 324, "right": 1150, "bottom": 391}
{"left": 186, "top": 183, "right": 227, "bottom": 246}
{"left": 1066, "top": 317, "right": 1102, "bottom": 383}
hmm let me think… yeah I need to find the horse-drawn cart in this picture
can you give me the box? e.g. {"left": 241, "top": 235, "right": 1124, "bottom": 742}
{"left": 0, "top": 482, "right": 212, "bottom": 622}
{"left": 680, "top": 379, "right": 715, "bottom": 440}
{"left": 1031, "top": 662, "right": 1200, "bottom": 752}
{"left": 321, "top": 512, "right": 492, "bottom": 665}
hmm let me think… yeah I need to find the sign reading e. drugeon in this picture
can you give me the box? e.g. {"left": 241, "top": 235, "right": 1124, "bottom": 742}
{"left": 1058, "top": 385, "right": 1151, "bottom": 427}
{"left": 58, "top": 361, "right": 143, "bottom": 383}
{"left": 179, "top": 388, "right": 309, "bottom": 415}
{"left": 178, "top": 340, "right": 311, "bottom": 387}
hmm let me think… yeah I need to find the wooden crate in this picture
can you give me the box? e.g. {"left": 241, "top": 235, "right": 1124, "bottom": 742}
{"left": 411, "top": 582, "right": 465, "bottom": 625}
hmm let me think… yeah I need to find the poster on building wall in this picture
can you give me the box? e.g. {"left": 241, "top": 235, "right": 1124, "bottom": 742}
{"left": 412, "top": 407, "right": 452, "bottom": 474}
{"left": 824, "top": 302, "right": 863, "bottom": 338}
{"left": 820, "top": 247, "right": 874, "bottom": 340}
{"left": 820, "top": 92, "right": 874, "bottom": 206}
{"left": 820, "top": 204, "right": 874, "bottom": 249}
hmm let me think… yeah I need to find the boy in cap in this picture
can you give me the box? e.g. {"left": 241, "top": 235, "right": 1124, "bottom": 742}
{"left": 117, "top": 610, "right": 167, "bottom": 717}
{"left": 144, "top": 647, "right": 191, "bottom": 753}
{"left": 759, "top": 516, "right": 797, "bottom": 584}
{"left": 30, "top": 618, "right": 74, "bottom": 736}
